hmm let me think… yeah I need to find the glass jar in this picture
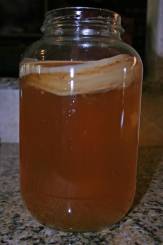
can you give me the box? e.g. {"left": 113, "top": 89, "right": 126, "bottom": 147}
{"left": 19, "top": 7, "right": 143, "bottom": 232}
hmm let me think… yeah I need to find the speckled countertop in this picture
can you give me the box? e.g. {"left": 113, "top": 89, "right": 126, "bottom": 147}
{"left": 0, "top": 143, "right": 163, "bottom": 245}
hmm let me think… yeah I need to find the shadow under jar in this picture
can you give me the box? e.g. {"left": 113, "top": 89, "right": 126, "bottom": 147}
{"left": 19, "top": 7, "right": 143, "bottom": 232}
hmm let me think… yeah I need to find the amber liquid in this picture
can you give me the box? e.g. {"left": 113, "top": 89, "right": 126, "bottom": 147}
{"left": 20, "top": 60, "right": 141, "bottom": 231}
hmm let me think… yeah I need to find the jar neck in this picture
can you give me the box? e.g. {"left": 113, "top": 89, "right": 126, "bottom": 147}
{"left": 41, "top": 7, "right": 123, "bottom": 39}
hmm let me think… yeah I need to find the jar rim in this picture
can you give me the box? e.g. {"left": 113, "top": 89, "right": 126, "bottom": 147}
{"left": 46, "top": 6, "right": 120, "bottom": 19}
{"left": 41, "top": 7, "right": 123, "bottom": 37}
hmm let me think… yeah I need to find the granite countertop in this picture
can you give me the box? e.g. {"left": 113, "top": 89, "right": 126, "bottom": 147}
{"left": 0, "top": 144, "right": 163, "bottom": 245}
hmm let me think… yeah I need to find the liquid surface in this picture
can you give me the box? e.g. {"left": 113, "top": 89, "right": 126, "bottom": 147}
{"left": 20, "top": 54, "right": 137, "bottom": 96}
{"left": 20, "top": 55, "right": 142, "bottom": 231}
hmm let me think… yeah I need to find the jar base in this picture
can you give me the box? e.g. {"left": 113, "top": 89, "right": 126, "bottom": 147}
{"left": 22, "top": 193, "right": 134, "bottom": 232}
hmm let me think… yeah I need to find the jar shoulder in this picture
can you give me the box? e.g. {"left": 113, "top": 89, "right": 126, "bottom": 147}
{"left": 22, "top": 37, "right": 142, "bottom": 64}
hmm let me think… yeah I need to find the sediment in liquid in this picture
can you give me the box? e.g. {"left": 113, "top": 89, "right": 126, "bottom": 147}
{"left": 20, "top": 54, "right": 138, "bottom": 95}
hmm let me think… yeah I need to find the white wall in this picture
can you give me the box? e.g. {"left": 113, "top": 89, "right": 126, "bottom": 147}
{"left": 0, "top": 89, "right": 19, "bottom": 143}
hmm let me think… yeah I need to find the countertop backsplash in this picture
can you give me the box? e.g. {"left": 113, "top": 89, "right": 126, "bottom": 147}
{"left": 0, "top": 78, "right": 19, "bottom": 143}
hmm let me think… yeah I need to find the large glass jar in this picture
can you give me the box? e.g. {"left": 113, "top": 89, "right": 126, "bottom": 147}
{"left": 19, "top": 7, "right": 143, "bottom": 232}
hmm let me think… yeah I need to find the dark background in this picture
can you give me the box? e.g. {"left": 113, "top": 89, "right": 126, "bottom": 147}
{"left": 0, "top": 0, "right": 147, "bottom": 77}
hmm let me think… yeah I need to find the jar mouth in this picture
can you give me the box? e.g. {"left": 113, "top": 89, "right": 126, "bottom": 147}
{"left": 41, "top": 7, "right": 124, "bottom": 37}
